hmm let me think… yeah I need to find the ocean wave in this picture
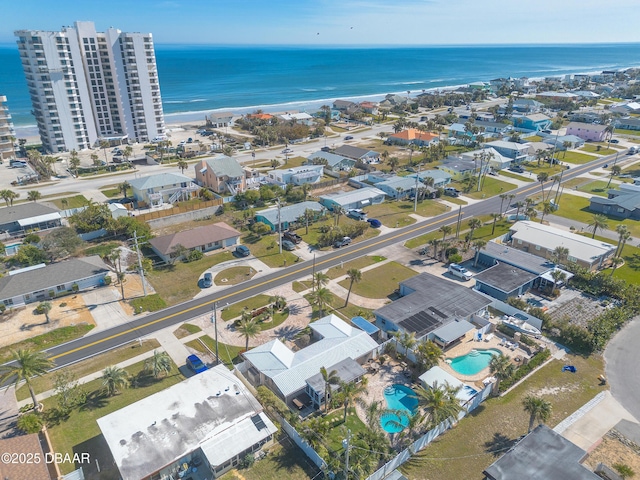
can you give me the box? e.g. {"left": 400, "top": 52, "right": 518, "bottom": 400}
{"left": 381, "top": 80, "right": 425, "bottom": 86}
{"left": 164, "top": 99, "right": 208, "bottom": 104}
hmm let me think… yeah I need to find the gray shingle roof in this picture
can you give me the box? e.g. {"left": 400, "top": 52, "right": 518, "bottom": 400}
{"left": 482, "top": 242, "right": 553, "bottom": 274}
{"left": 128, "top": 172, "right": 194, "bottom": 190}
{"left": 307, "top": 151, "right": 355, "bottom": 168}
{"left": 0, "top": 256, "right": 109, "bottom": 301}
{"left": 333, "top": 145, "right": 377, "bottom": 160}
{"left": 591, "top": 190, "right": 640, "bottom": 211}
{"left": 256, "top": 201, "right": 324, "bottom": 226}
{"left": 0, "top": 203, "right": 59, "bottom": 227}
{"left": 149, "top": 222, "right": 240, "bottom": 255}
{"left": 474, "top": 262, "right": 539, "bottom": 293}
{"left": 202, "top": 155, "right": 244, "bottom": 178}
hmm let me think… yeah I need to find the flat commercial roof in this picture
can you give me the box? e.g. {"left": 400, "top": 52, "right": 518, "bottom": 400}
{"left": 482, "top": 241, "right": 554, "bottom": 275}
{"left": 431, "top": 319, "right": 475, "bottom": 344}
{"left": 474, "top": 263, "right": 539, "bottom": 294}
{"left": 319, "top": 187, "right": 385, "bottom": 207}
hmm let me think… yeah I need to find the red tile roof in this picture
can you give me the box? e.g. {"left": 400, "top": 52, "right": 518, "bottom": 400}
{"left": 389, "top": 128, "right": 439, "bottom": 142}
{"left": 248, "top": 113, "right": 273, "bottom": 120}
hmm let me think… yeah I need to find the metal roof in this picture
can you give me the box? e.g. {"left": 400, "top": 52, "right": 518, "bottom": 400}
{"left": 474, "top": 262, "right": 540, "bottom": 293}
{"left": 0, "top": 202, "right": 59, "bottom": 226}
{"left": 17, "top": 212, "right": 61, "bottom": 226}
{"left": 242, "top": 314, "right": 378, "bottom": 398}
{"left": 256, "top": 201, "right": 324, "bottom": 226}
{"left": 319, "top": 187, "right": 385, "bottom": 207}
{"left": 307, "top": 151, "right": 355, "bottom": 167}
{"left": 305, "top": 357, "right": 365, "bottom": 394}
{"left": 201, "top": 155, "right": 244, "bottom": 178}
{"left": 431, "top": 319, "right": 475, "bottom": 344}
{"left": 377, "top": 176, "right": 418, "bottom": 191}
{"left": 128, "top": 172, "right": 194, "bottom": 190}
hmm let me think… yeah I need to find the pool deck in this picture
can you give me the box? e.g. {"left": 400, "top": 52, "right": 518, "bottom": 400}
{"left": 439, "top": 334, "right": 524, "bottom": 387}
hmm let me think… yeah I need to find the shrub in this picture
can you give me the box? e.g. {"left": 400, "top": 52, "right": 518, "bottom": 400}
{"left": 448, "top": 253, "right": 462, "bottom": 264}
{"left": 505, "top": 297, "right": 528, "bottom": 311}
{"left": 239, "top": 454, "right": 255, "bottom": 469}
{"left": 185, "top": 249, "right": 203, "bottom": 262}
{"left": 17, "top": 413, "right": 43, "bottom": 434}
{"left": 23, "top": 233, "right": 40, "bottom": 244}
{"left": 0, "top": 304, "right": 5, "bottom": 314}
{"left": 499, "top": 349, "right": 551, "bottom": 392}
{"left": 71, "top": 283, "right": 79, "bottom": 292}
{"left": 103, "top": 275, "right": 112, "bottom": 285}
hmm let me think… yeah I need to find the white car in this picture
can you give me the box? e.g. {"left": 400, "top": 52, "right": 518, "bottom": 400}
{"left": 282, "top": 148, "right": 293, "bottom": 154}
{"left": 448, "top": 263, "right": 473, "bottom": 281}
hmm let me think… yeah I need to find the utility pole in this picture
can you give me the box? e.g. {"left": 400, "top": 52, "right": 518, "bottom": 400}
{"left": 455, "top": 205, "right": 463, "bottom": 239}
{"left": 312, "top": 253, "right": 316, "bottom": 293}
{"left": 413, "top": 164, "right": 421, "bottom": 213}
{"left": 342, "top": 429, "right": 352, "bottom": 480}
{"left": 133, "top": 230, "right": 147, "bottom": 297}
{"left": 277, "top": 198, "right": 282, "bottom": 254}
{"left": 211, "top": 304, "right": 219, "bottom": 365}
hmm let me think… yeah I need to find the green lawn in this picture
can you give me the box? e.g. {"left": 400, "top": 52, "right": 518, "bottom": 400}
{"left": 580, "top": 145, "right": 618, "bottom": 156}
{"left": 173, "top": 323, "right": 202, "bottom": 339}
{"left": 50, "top": 194, "right": 89, "bottom": 209}
{"left": 522, "top": 162, "right": 566, "bottom": 176}
{"left": 560, "top": 151, "right": 598, "bottom": 164}
{"left": 576, "top": 180, "right": 613, "bottom": 197}
{"left": 323, "top": 408, "right": 369, "bottom": 452}
{"left": 498, "top": 170, "right": 535, "bottom": 183}
{"left": 214, "top": 266, "right": 256, "bottom": 286}
{"left": 305, "top": 290, "right": 373, "bottom": 322}
{"left": 293, "top": 280, "right": 313, "bottom": 293}
{"left": 146, "top": 250, "right": 234, "bottom": 305}
{"left": 220, "top": 437, "right": 319, "bottom": 480}
{"left": 553, "top": 194, "right": 640, "bottom": 237}
{"left": 365, "top": 199, "right": 449, "bottom": 227}
{"left": 221, "top": 294, "right": 271, "bottom": 321}
{"left": 455, "top": 177, "right": 517, "bottom": 200}
{"left": 337, "top": 261, "right": 417, "bottom": 299}
{"left": 241, "top": 233, "right": 300, "bottom": 267}
{"left": 186, "top": 335, "right": 244, "bottom": 369}
{"left": 16, "top": 340, "right": 161, "bottom": 401}
{"left": 295, "top": 216, "right": 380, "bottom": 249}
{"left": 283, "top": 156, "right": 309, "bottom": 168}
{"left": 0, "top": 325, "right": 94, "bottom": 365}
{"left": 129, "top": 294, "right": 166, "bottom": 313}
{"left": 325, "top": 255, "right": 386, "bottom": 280}
{"left": 441, "top": 195, "right": 468, "bottom": 205}
{"left": 613, "top": 128, "right": 640, "bottom": 137}
{"left": 45, "top": 360, "right": 184, "bottom": 475}
{"left": 405, "top": 217, "right": 511, "bottom": 249}
{"left": 403, "top": 355, "right": 605, "bottom": 480}
{"left": 596, "top": 235, "right": 640, "bottom": 284}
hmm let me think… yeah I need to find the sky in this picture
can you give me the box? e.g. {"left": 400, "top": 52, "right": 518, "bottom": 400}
{"left": 1, "top": 0, "right": 639, "bottom": 45}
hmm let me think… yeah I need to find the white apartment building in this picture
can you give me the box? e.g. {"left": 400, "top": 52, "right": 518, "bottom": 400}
{"left": 15, "top": 21, "right": 164, "bottom": 153}
{"left": 0, "top": 96, "right": 16, "bottom": 162}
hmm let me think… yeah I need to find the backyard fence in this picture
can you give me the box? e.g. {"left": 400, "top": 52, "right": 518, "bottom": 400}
{"left": 277, "top": 414, "right": 327, "bottom": 472}
{"left": 310, "top": 176, "right": 350, "bottom": 191}
{"left": 489, "top": 298, "right": 544, "bottom": 331}
{"left": 134, "top": 199, "right": 223, "bottom": 223}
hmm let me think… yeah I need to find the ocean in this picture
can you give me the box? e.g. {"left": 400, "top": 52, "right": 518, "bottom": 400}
{"left": 2, "top": 43, "right": 640, "bottom": 132}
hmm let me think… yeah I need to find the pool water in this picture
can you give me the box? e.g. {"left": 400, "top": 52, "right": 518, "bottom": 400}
{"left": 448, "top": 349, "right": 501, "bottom": 376}
{"left": 380, "top": 384, "right": 418, "bottom": 433}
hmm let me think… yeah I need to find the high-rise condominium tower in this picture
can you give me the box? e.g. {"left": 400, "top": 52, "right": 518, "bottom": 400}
{"left": 0, "top": 96, "right": 17, "bottom": 162}
{"left": 15, "top": 21, "right": 164, "bottom": 153}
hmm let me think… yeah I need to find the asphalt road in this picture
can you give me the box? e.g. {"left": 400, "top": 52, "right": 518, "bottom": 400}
{"left": 605, "top": 318, "right": 640, "bottom": 421}
{"left": 41, "top": 151, "right": 617, "bottom": 369}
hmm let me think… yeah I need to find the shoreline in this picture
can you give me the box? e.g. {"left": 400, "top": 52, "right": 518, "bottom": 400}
{"left": 12, "top": 63, "right": 640, "bottom": 142}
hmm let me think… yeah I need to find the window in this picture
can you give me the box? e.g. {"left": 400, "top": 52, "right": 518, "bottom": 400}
{"left": 56, "top": 285, "right": 65, "bottom": 292}
{"left": 535, "top": 245, "right": 541, "bottom": 251}
{"left": 3, "top": 299, "right": 13, "bottom": 307}
{"left": 568, "top": 255, "right": 577, "bottom": 262}
{"left": 517, "top": 239, "right": 523, "bottom": 245}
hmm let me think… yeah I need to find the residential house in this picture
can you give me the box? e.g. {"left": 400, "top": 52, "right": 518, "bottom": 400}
{"left": 268, "top": 165, "right": 324, "bottom": 185}
{"left": 513, "top": 113, "right": 552, "bottom": 132}
{"left": 439, "top": 155, "right": 486, "bottom": 180}
{"left": 543, "top": 135, "right": 585, "bottom": 150}
{"left": 129, "top": 172, "right": 199, "bottom": 207}
{"left": 359, "top": 101, "right": 379, "bottom": 115}
{"left": 460, "top": 147, "right": 512, "bottom": 171}
{"left": 0, "top": 255, "right": 110, "bottom": 308}
{"left": 483, "top": 425, "right": 600, "bottom": 480}
{"left": 569, "top": 109, "right": 608, "bottom": 124}
{"left": 149, "top": 222, "right": 241, "bottom": 263}
{"left": 381, "top": 94, "right": 410, "bottom": 107}
{"left": 279, "top": 112, "right": 314, "bottom": 126}
{"left": 376, "top": 176, "right": 427, "bottom": 199}
{"left": 242, "top": 314, "right": 378, "bottom": 409}
{"left": 507, "top": 221, "right": 615, "bottom": 271}
{"left": 0, "top": 203, "right": 61, "bottom": 235}
{"left": 333, "top": 145, "right": 380, "bottom": 164}
{"left": 610, "top": 101, "right": 640, "bottom": 115}
{"left": 255, "top": 200, "right": 324, "bottom": 231}
{"left": 512, "top": 98, "right": 542, "bottom": 113}
{"left": 589, "top": 188, "right": 640, "bottom": 219}
{"left": 572, "top": 90, "right": 600, "bottom": 100}
{"left": 97, "top": 365, "right": 278, "bottom": 480}
{"left": 474, "top": 120, "right": 512, "bottom": 135}
{"left": 407, "top": 169, "right": 452, "bottom": 188}
{"left": 206, "top": 112, "right": 234, "bottom": 128}
{"left": 319, "top": 187, "right": 386, "bottom": 211}
{"left": 448, "top": 123, "right": 477, "bottom": 144}
{"left": 455, "top": 110, "right": 495, "bottom": 122}
{"left": 195, "top": 155, "right": 246, "bottom": 195}
{"left": 374, "top": 272, "right": 492, "bottom": 346}
{"left": 485, "top": 140, "right": 534, "bottom": 163}
{"left": 333, "top": 99, "right": 359, "bottom": 113}
{"left": 307, "top": 151, "right": 356, "bottom": 172}
{"left": 0, "top": 434, "right": 54, "bottom": 480}
{"left": 566, "top": 122, "right": 608, "bottom": 142}
{"left": 387, "top": 129, "right": 439, "bottom": 147}
{"left": 247, "top": 113, "right": 274, "bottom": 122}
{"left": 536, "top": 91, "right": 579, "bottom": 102}
{"left": 614, "top": 117, "right": 640, "bottom": 131}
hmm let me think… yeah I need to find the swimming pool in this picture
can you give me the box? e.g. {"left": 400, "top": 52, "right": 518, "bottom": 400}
{"left": 448, "top": 349, "right": 501, "bottom": 376}
{"left": 380, "top": 384, "right": 418, "bottom": 433}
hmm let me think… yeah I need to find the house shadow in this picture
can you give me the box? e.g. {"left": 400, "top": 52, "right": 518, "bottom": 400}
{"left": 74, "top": 434, "right": 120, "bottom": 480}
{"left": 484, "top": 431, "right": 518, "bottom": 457}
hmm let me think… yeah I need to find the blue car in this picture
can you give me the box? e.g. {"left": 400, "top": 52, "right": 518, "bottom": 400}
{"left": 186, "top": 354, "right": 208, "bottom": 373}
{"left": 367, "top": 218, "right": 382, "bottom": 228}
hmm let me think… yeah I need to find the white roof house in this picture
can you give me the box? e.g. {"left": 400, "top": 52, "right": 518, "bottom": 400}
{"left": 97, "top": 365, "right": 277, "bottom": 480}
{"left": 509, "top": 221, "right": 615, "bottom": 270}
{"left": 242, "top": 314, "right": 378, "bottom": 403}
{"left": 460, "top": 147, "right": 512, "bottom": 170}
{"left": 319, "top": 187, "right": 386, "bottom": 211}
{"left": 418, "top": 366, "right": 478, "bottom": 404}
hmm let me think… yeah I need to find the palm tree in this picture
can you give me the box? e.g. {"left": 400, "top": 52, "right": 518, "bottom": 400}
{"left": 473, "top": 239, "right": 487, "bottom": 267}
{"left": 345, "top": 268, "right": 362, "bottom": 307}
{"left": 237, "top": 317, "right": 260, "bottom": 351}
{"left": 615, "top": 225, "right": 630, "bottom": 257}
{"left": 310, "top": 287, "right": 332, "bottom": 316}
{"left": 339, "top": 379, "right": 368, "bottom": 423}
{"left": 439, "top": 224, "right": 452, "bottom": 242}
{"left": 99, "top": 140, "right": 110, "bottom": 164}
{"left": 610, "top": 257, "right": 624, "bottom": 277}
{"left": 102, "top": 365, "right": 129, "bottom": 396}
{"left": 27, "top": 190, "right": 41, "bottom": 202}
{"left": 607, "top": 165, "right": 622, "bottom": 188}
{"left": 414, "top": 339, "right": 444, "bottom": 370}
{"left": 144, "top": 350, "right": 172, "bottom": 378}
{"left": 388, "top": 156, "right": 400, "bottom": 172}
{"left": 334, "top": 206, "right": 345, "bottom": 226}
{"left": 313, "top": 272, "right": 329, "bottom": 290}
{"left": 618, "top": 230, "right": 632, "bottom": 258}
{"left": 514, "top": 201, "right": 525, "bottom": 220}
{"left": 539, "top": 201, "right": 553, "bottom": 223}
{"left": 537, "top": 172, "right": 549, "bottom": 199}
{"left": 303, "top": 208, "right": 315, "bottom": 235}
{"left": 551, "top": 246, "right": 569, "bottom": 265}
{"left": 490, "top": 212, "right": 501, "bottom": 235}
{"left": 399, "top": 331, "right": 417, "bottom": 356}
{"left": 39, "top": 302, "right": 52, "bottom": 324}
{"left": 588, "top": 214, "right": 609, "bottom": 239}
{"left": 550, "top": 269, "right": 567, "bottom": 292}
{"left": 498, "top": 193, "right": 508, "bottom": 214}
{"left": 123, "top": 145, "right": 133, "bottom": 162}
{"left": 522, "top": 395, "right": 552, "bottom": 433}
{"left": 320, "top": 366, "right": 339, "bottom": 413}
{"left": 0, "top": 349, "right": 53, "bottom": 410}
{"left": 526, "top": 206, "right": 538, "bottom": 221}
{"left": 415, "top": 381, "right": 463, "bottom": 428}
{"left": 489, "top": 353, "right": 515, "bottom": 395}
{"left": 69, "top": 154, "right": 80, "bottom": 176}
{"left": 428, "top": 238, "right": 440, "bottom": 259}
{"left": 467, "top": 218, "right": 482, "bottom": 243}
{"left": 177, "top": 159, "right": 188, "bottom": 174}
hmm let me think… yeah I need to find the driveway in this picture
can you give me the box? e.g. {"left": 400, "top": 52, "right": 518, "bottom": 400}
{"left": 605, "top": 317, "right": 640, "bottom": 421}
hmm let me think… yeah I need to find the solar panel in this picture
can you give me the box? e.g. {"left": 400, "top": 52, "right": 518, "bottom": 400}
{"left": 399, "top": 311, "right": 443, "bottom": 337}
{"left": 428, "top": 306, "right": 447, "bottom": 319}
{"left": 251, "top": 414, "right": 267, "bottom": 431}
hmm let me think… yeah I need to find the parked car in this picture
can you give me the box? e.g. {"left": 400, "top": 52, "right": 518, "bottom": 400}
{"left": 610, "top": 139, "right": 619, "bottom": 144}
{"left": 201, "top": 131, "right": 214, "bottom": 136}
{"left": 282, "top": 148, "right": 293, "bottom": 154}
{"left": 152, "top": 135, "right": 167, "bottom": 143}
{"left": 448, "top": 263, "right": 473, "bottom": 281}
{"left": 111, "top": 148, "right": 122, "bottom": 154}
{"left": 541, "top": 129, "right": 552, "bottom": 134}
{"left": 444, "top": 187, "right": 460, "bottom": 197}
{"left": 201, "top": 272, "right": 213, "bottom": 288}
{"left": 282, "top": 239, "right": 296, "bottom": 251}
{"left": 235, "top": 245, "right": 251, "bottom": 257}
{"left": 186, "top": 354, "right": 208, "bottom": 374}
{"left": 344, "top": 135, "right": 354, "bottom": 140}
{"left": 367, "top": 218, "right": 382, "bottom": 228}
{"left": 283, "top": 230, "right": 302, "bottom": 244}
{"left": 347, "top": 209, "right": 367, "bottom": 221}
{"left": 628, "top": 146, "right": 637, "bottom": 155}
{"left": 321, "top": 146, "right": 332, "bottom": 152}
{"left": 509, "top": 165, "right": 525, "bottom": 173}
{"left": 333, "top": 236, "right": 352, "bottom": 248}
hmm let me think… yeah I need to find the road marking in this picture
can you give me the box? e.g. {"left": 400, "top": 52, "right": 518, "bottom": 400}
{"left": 49, "top": 156, "right": 610, "bottom": 361}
